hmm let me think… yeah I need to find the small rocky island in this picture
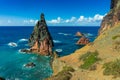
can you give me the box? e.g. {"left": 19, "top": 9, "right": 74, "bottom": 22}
{"left": 76, "top": 36, "right": 90, "bottom": 45}
{"left": 22, "top": 13, "right": 54, "bottom": 55}
{"left": 29, "top": 13, "right": 54, "bottom": 55}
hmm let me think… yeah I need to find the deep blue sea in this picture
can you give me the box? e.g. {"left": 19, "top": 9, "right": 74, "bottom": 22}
{"left": 0, "top": 26, "right": 99, "bottom": 80}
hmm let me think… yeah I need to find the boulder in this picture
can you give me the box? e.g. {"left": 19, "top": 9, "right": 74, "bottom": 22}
{"left": 20, "top": 49, "right": 30, "bottom": 53}
{"left": 0, "top": 77, "right": 5, "bottom": 80}
{"left": 24, "top": 62, "right": 36, "bottom": 68}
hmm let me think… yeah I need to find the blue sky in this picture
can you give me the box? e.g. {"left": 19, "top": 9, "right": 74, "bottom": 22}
{"left": 0, "top": 0, "right": 110, "bottom": 26}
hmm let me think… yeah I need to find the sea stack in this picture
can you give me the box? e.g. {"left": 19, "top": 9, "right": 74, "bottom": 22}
{"left": 76, "top": 36, "right": 90, "bottom": 45}
{"left": 99, "top": 0, "right": 120, "bottom": 35}
{"left": 29, "top": 13, "right": 54, "bottom": 55}
{"left": 75, "top": 31, "right": 83, "bottom": 36}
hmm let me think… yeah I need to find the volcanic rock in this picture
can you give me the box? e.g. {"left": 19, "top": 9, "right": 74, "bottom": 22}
{"left": 76, "top": 36, "right": 90, "bottom": 45}
{"left": 0, "top": 77, "right": 5, "bottom": 80}
{"left": 24, "top": 62, "right": 36, "bottom": 68}
{"left": 99, "top": 0, "right": 120, "bottom": 35}
{"left": 75, "top": 31, "right": 83, "bottom": 36}
{"left": 29, "top": 13, "right": 54, "bottom": 55}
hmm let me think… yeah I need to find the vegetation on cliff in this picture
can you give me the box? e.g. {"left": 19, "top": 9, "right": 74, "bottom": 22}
{"left": 79, "top": 51, "right": 100, "bottom": 70}
{"left": 47, "top": 66, "right": 75, "bottom": 80}
{"left": 103, "top": 59, "right": 120, "bottom": 77}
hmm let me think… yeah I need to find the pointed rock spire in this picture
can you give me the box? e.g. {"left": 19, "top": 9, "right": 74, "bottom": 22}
{"left": 29, "top": 13, "right": 54, "bottom": 55}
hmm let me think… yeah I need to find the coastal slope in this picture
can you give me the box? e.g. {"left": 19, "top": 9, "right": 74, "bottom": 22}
{"left": 48, "top": 0, "right": 120, "bottom": 80}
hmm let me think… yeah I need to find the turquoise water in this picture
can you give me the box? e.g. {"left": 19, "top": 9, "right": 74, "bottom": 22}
{"left": 0, "top": 26, "right": 99, "bottom": 80}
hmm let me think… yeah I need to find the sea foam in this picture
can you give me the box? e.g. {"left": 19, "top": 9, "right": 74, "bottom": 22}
{"left": 8, "top": 42, "right": 18, "bottom": 47}
{"left": 53, "top": 40, "right": 62, "bottom": 43}
{"left": 58, "top": 33, "right": 71, "bottom": 36}
{"left": 84, "top": 33, "right": 93, "bottom": 37}
{"left": 19, "top": 39, "right": 28, "bottom": 42}
{"left": 55, "top": 49, "right": 63, "bottom": 52}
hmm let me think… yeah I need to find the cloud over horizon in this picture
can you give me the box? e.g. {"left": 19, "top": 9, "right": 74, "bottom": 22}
{"left": 0, "top": 14, "right": 106, "bottom": 26}
{"left": 47, "top": 14, "right": 106, "bottom": 26}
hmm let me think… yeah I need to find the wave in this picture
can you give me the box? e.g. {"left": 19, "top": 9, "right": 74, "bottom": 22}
{"left": 73, "top": 38, "right": 79, "bottom": 40}
{"left": 8, "top": 42, "right": 18, "bottom": 47}
{"left": 19, "top": 38, "right": 28, "bottom": 42}
{"left": 58, "top": 33, "right": 71, "bottom": 36}
{"left": 18, "top": 49, "right": 25, "bottom": 54}
{"left": 53, "top": 40, "right": 62, "bottom": 43}
{"left": 84, "top": 33, "right": 93, "bottom": 37}
{"left": 55, "top": 49, "right": 63, "bottom": 52}
{"left": 18, "top": 48, "right": 30, "bottom": 54}
{"left": 58, "top": 33, "right": 64, "bottom": 35}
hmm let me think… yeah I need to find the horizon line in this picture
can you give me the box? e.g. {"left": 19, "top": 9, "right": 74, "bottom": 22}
{"left": 0, "top": 26, "right": 100, "bottom": 27}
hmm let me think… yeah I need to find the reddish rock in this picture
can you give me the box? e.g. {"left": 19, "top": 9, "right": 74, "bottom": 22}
{"left": 75, "top": 31, "right": 83, "bottom": 36}
{"left": 29, "top": 13, "right": 54, "bottom": 55}
{"left": 76, "top": 36, "right": 90, "bottom": 45}
{"left": 99, "top": 0, "right": 120, "bottom": 35}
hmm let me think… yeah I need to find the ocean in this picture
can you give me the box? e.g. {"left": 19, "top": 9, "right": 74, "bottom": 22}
{"left": 0, "top": 26, "right": 99, "bottom": 80}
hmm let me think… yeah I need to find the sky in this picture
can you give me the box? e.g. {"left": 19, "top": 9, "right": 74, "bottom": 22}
{"left": 0, "top": 0, "right": 111, "bottom": 26}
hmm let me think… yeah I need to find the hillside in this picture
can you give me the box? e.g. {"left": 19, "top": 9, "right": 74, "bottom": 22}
{"left": 47, "top": 0, "right": 120, "bottom": 80}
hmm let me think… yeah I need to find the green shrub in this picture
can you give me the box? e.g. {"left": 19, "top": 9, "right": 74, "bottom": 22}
{"left": 49, "top": 66, "right": 75, "bottom": 80}
{"left": 103, "top": 59, "right": 120, "bottom": 77}
{"left": 79, "top": 51, "right": 100, "bottom": 70}
{"left": 112, "top": 35, "right": 120, "bottom": 40}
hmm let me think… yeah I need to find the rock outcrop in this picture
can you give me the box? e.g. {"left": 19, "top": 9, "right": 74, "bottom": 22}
{"left": 0, "top": 77, "right": 5, "bottom": 80}
{"left": 75, "top": 31, "right": 83, "bottom": 36}
{"left": 29, "top": 13, "right": 54, "bottom": 55}
{"left": 76, "top": 36, "right": 90, "bottom": 45}
{"left": 99, "top": 0, "right": 120, "bottom": 35}
{"left": 24, "top": 62, "right": 36, "bottom": 68}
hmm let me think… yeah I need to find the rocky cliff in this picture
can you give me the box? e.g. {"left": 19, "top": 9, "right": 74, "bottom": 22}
{"left": 99, "top": 0, "right": 120, "bottom": 35}
{"left": 29, "top": 13, "right": 54, "bottom": 55}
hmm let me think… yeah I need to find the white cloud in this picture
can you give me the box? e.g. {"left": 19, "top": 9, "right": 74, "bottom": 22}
{"left": 47, "top": 17, "right": 62, "bottom": 24}
{"left": 65, "top": 17, "right": 76, "bottom": 23}
{"left": 77, "top": 16, "right": 85, "bottom": 22}
{"left": 77, "top": 14, "right": 105, "bottom": 23}
{"left": 23, "top": 19, "right": 38, "bottom": 24}
{"left": 47, "top": 14, "right": 105, "bottom": 26}
{"left": 0, "top": 14, "right": 106, "bottom": 26}
{"left": 93, "top": 14, "right": 104, "bottom": 21}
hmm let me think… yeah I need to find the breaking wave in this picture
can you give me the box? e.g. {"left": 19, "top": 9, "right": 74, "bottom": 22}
{"left": 19, "top": 39, "right": 28, "bottom": 42}
{"left": 58, "top": 33, "right": 71, "bottom": 36}
{"left": 53, "top": 40, "right": 62, "bottom": 43}
{"left": 8, "top": 42, "right": 18, "bottom": 47}
{"left": 55, "top": 49, "right": 63, "bottom": 52}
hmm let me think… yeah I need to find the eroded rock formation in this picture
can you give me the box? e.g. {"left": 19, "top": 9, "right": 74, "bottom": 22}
{"left": 29, "top": 13, "right": 54, "bottom": 55}
{"left": 99, "top": 0, "right": 120, "bottom": 35}
{"left": 75, "top": 31, "right": 83, "bottom": 36}
{"left": 76, "top": 36, "right": 90, "bottom": 45}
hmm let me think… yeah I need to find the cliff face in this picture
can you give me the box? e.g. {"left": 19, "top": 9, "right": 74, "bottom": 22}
{"left": 29, "top": 13, "right": 54, "bottom": 55}
{"left": 99, "top": 0, "right": 120, "bottom": 35}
